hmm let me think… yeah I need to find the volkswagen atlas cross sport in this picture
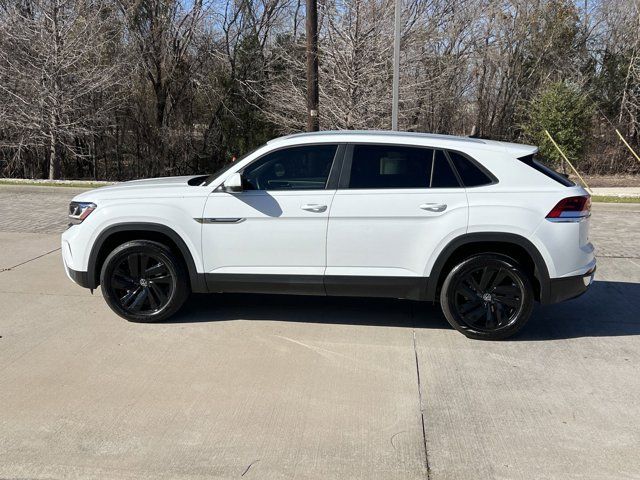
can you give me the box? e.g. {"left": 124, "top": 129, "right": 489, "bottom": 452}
{"left": 62, "top": 131, "right": 595, "bottom": 340}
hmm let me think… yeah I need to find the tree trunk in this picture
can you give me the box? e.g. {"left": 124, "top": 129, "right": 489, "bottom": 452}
{"left": 155, "top": 88, "right": 168, "bottom": 176}
{"left": 48, "top": 0, "right": 62, "bottom": 180}
{"left": 48, "top": 128, "right": 60, "bottom": 180}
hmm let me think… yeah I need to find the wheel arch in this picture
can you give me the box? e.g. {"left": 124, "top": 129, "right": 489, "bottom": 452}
{"left": 426, "top": 233, "right": 550, "bottom": 303}
{"left": 87, "top": 223, "right": 207, "bottom": 293}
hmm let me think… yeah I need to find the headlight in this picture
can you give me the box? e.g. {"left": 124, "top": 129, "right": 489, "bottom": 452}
{"left": 68, "top": 201, "right": 96, "bottom": 224}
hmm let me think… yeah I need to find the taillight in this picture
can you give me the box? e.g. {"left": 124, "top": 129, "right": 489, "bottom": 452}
{"left": 546, "top": 195, "right": 591, "bottom": 222}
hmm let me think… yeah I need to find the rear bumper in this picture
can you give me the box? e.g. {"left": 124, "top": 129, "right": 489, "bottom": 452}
{"left": 544, "top": 266, "right": 596, "bottom": 305}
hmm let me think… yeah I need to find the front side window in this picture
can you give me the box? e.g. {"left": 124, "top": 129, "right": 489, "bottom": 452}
{"left": 347, "top": 145, "right": 460, "bottom": 189}
{"left": 242, "top": 144, "right": 338, "bottom": 191}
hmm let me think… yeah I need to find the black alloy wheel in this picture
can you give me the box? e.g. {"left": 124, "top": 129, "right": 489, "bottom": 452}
{"left": 453, "top": 266, "right": 522, "bottom": 330}
{"left": 100, "top": 240, "right": 189, "bottom": 322}
{"left": 440, "top": 254, "right": 534, "bottom": 340}
{"left": 111, "top": 252, "right": 174, "bottom": 315}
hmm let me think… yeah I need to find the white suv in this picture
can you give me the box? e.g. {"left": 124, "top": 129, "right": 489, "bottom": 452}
{"left": 62, "top": 131, "right": 595, "bottom": 340}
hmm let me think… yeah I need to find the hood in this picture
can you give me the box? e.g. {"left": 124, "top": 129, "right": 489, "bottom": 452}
{"left": 72, "top": 175, "right": 206, "bottom": 202}
{"left": 106, "top": 175, "right": 200, "bottom": 188}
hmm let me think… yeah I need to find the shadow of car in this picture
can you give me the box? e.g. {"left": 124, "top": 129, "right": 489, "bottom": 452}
{"left": 167, "top": 280, "right": 640, "bottom": 341}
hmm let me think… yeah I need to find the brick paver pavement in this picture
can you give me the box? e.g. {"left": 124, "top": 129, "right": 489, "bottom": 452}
{"left": 589, "top": 203, "right": 640, "bottom": 259}
{"left": 0, "top": 185, "right": 87, "bottom": 234}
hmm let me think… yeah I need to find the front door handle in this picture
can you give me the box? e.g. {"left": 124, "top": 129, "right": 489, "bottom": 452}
{"left": 419, "top": 203, "right": 447, "bottom": 212}
{"left": 301, "top": 204, "right": 328, "bottom": 213}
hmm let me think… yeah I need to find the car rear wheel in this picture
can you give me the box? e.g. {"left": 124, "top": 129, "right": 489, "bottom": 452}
{"left": 100, "top": 240, "right": 189, "bottom": 323}
{"left": 439, "top": 254, "right": 534, "bottom": 340}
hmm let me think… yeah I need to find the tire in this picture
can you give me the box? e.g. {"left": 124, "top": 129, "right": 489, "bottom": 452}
{"left": 100, "top": 240, "right": 189, "bottom": 323}
{"left": 439, "top": 254, "right": 534, "bottom": 340}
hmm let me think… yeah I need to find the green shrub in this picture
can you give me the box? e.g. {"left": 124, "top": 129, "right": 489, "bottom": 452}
{"left": 521, "top": 82, "right": 594, "bottom": 170}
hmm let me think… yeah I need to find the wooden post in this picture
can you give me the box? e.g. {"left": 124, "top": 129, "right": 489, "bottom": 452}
{"left": 306, "top": 0, "right": 319, "bottom": 132}
{"left": 391, "top": 0, "right": 401, "bottom": 131}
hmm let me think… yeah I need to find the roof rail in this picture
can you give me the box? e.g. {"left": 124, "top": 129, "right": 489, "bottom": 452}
{"left": 268, "top": 130, "right": 486, "bottom": 144}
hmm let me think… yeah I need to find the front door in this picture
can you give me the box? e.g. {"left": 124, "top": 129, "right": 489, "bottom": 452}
{"left": 325, "top": 143, "right": 469, "bottom": 300}
{"left": 201, "top": 144, "right": 340, "bottom": 294}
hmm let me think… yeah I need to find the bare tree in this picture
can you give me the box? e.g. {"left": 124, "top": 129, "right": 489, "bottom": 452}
{"left": 0, "top": 0, "right": 126, "bottom": 178}
{"left": 0, "top": 0, "right": 638, "bottom": 179}
{"left": 265, "top": 0, "right": 409, "bottom": 131}
{"left": 115, "top": 0, "right": 206, "bottom": 175}
{"left": 613, "top": 3, "right": 640, "bottom": 141}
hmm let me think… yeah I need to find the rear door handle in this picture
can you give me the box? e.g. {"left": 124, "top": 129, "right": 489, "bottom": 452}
{"left": 301, "top": 204, "right": 327, "bottom": 213}
{"left": 419, "top": 203, "right": 447, "bottom": 212}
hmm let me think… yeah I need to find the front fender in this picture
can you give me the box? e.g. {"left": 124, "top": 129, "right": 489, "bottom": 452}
{"left": 70, "top": 197, "right": 207, "bottom": 292}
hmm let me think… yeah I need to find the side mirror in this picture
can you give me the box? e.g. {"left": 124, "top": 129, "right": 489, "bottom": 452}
{"left": 221, "top": 172, "right": 243, "bottom": 192}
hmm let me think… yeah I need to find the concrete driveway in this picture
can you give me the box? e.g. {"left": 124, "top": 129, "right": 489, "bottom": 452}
{"left": 1, "top": 185, "right": 639, "bottom": 480}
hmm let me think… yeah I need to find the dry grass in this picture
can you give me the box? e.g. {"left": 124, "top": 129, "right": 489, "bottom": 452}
{"left": 571, "top": 174, "right": 640, "bottom": 188}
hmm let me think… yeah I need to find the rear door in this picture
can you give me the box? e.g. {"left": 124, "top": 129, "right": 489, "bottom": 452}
{"left": 325, "top": 143, "right": 468, "bottom": 299}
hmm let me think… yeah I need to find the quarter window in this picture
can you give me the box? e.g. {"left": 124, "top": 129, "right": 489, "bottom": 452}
{"left": 347, "top": 145, "right": 460, "bottom": 189}
{"left": 448, "top": 151, "right": 494, "bottom": 187}
{"left": 242, "top": 144, "right": 337, "bottom": 191}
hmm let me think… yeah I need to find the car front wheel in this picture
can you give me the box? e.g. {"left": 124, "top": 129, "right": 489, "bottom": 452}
{"left": 439, "top": 254, "right": 534, "bottom": 340}
{"left": 100, "top": 240, "right": 189, "bottom": 322}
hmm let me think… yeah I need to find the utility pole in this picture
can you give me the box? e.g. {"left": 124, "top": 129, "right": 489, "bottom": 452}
{"left": 391, "top": 0, "right": 401, "bottom": 131}
{"left": 306, "top": 0, "right": 319, "bottom": 131}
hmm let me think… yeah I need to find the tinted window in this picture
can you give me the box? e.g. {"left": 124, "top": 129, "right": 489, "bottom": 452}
{"left": 242, "top": 145, "right": 337, "bottom": 191}
{"left": 448, "top": 151, "right": 494, "bottom": 187}
{"left": 518, "top": 154, "right": 575, "bottom": 187}
{"left": 348, "top": 145, "right": 459, "bottom": 189}
{"left": 431, "top": 150, "right": 460, "bottom": 187}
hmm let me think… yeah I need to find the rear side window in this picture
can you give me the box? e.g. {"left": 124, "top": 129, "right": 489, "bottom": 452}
{"left": 518, "top": 154, "right": 575, "bottom": 187}
{"left": 347, "top": 145, "right": 460, "bottom": 189}
{"left": 447, "top": 151, "right": 495, "bottom": 187}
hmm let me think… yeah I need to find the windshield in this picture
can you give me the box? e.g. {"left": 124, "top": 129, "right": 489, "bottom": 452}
{"left": 202, "top": 146, "right": 263, "bottom": 186}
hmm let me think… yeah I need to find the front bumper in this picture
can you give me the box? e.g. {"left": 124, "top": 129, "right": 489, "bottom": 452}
{"left": 545, "top": 266, "right": 596, "bottom": 304}
{"left": 62, "top": 233, "right": 92, "bottom": 289}
{"left": 67, "top": 267, "right": 91, "bottom": 288}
